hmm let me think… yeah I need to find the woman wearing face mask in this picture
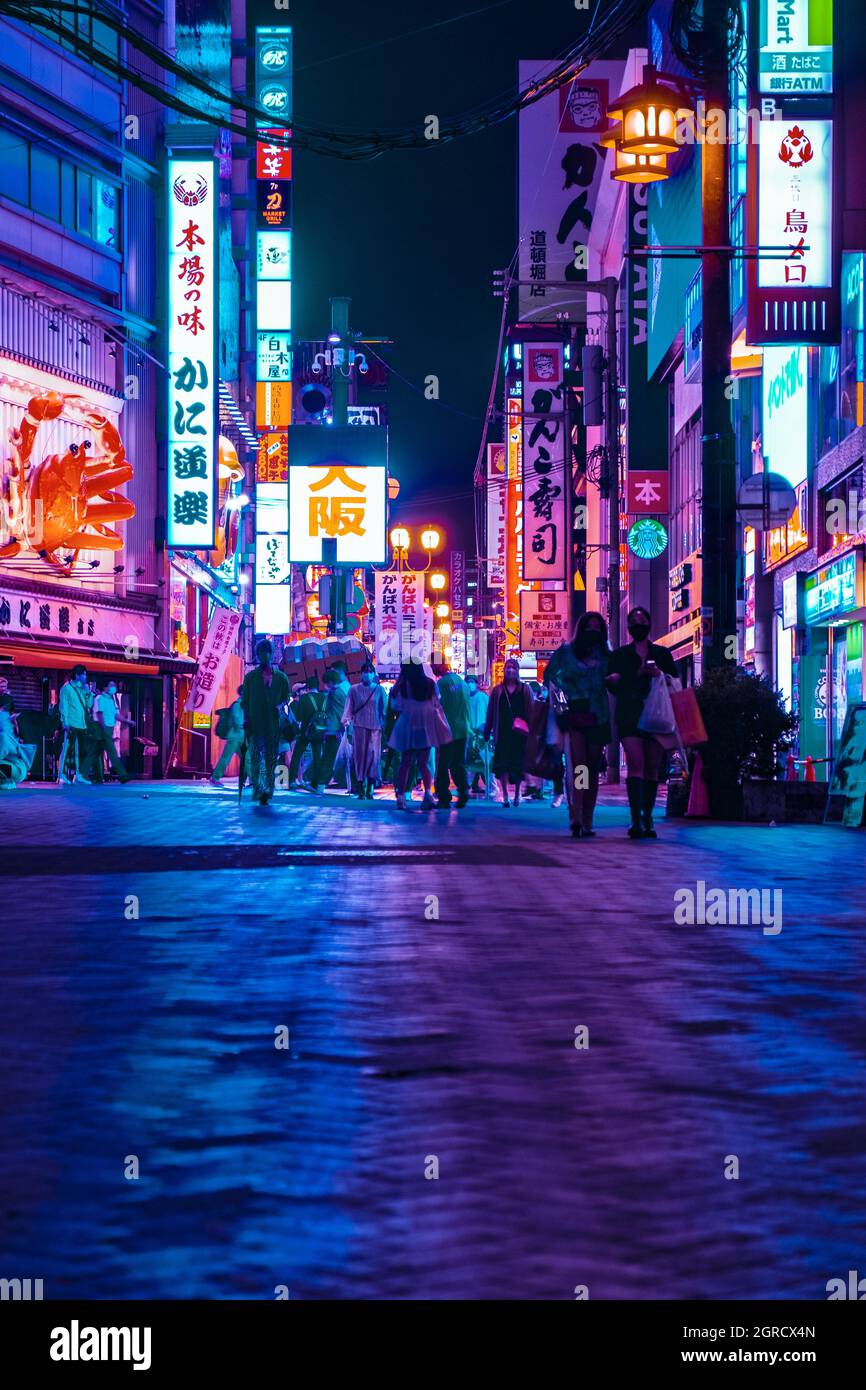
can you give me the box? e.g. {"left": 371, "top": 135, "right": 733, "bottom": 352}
{"left": 544, "top": 611, "right": 611, "bottom": 837}
{"left": 606, "top": 606, "right": 676, "bottom": 838}
{"left": 342, "top": 666, "right": 386, "bottom": 800}
{"left": 484, "top": 657, "right": 533, "bottom": 806}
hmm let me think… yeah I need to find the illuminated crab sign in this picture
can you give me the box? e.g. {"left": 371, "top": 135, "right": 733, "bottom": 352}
{"left": 0, "top": 390, "right": 134, "bottom": 575}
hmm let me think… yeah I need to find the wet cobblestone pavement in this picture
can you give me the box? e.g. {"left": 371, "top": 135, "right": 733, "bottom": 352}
{"left": 1, "top": 782, "right": 865, "bottom": 1300}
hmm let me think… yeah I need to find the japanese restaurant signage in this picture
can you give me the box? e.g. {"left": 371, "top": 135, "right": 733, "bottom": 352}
{"left": 521, "top": 343, "right": 567, "bottom": 582}
{"left": 167, "top": 155, "right": 218, "bottom": 549}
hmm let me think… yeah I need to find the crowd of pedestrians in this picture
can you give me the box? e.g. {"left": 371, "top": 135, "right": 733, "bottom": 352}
{"left": 0, "top": 664, "right": 133, "bottom": 790}
{"left": 220, "top": 610, "right": 677, "bottom": 838}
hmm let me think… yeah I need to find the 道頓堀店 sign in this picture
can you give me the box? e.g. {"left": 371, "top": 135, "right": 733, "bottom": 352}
{"left": 167, "top": 157, "right": 217, "bottom": 549}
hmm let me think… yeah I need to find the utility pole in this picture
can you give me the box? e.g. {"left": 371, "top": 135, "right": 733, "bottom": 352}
{"left": 699, "top": 3, "right": 738, "bottom": 670}
{"left": 324, "top": 295, "right": 352, "bottom": 637}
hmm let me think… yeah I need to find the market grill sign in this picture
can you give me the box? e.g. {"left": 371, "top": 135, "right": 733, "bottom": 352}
{"left": 167, "top": 156, "right": 218, "bottom": 549}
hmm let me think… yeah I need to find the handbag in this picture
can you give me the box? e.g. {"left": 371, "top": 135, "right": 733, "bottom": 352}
{"left": 638, "top": 673, "right": 677, "bottom": 736}
{"left": 670, "top": 686, "right": 708, "bottom": 746}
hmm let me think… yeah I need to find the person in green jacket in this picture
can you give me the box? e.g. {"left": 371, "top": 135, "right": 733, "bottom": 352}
{"left": 435, "top": 669, "right": 471, "bottom": 808}
{"left": 241, "top": 640, "right": 290, "bottom": 804}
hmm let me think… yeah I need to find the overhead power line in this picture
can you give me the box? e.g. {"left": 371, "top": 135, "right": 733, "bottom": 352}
{"left": 0, "top": 0, "right": 654, "bottom": 160}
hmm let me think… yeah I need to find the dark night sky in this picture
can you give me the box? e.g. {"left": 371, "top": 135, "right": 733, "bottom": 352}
{"left": 256, "top": 0, "right": 595, "bottom": 552}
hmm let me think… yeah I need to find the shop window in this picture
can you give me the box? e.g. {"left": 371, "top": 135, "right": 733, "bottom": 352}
{"left": 76, "top": 169, "right": 93, "bottom": 237}
{"left": 94, "top": 178, "right": 118, "bottom": 248}
{"left": 0, "top": 132, "right": 29, "bottom": 205}
{"left": 30, "top": 147, "right": 61, "bottom": 222}
{"left": 61, "top": 161, "right": 76, "bottom": 229}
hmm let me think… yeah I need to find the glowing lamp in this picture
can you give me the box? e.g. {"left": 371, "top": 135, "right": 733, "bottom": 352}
{"left": 429, "top": 571, "right": 447, "bottom": 592}
{"left": 435, "top": 602, "right": 450, "bottom": 618}
{"left": 439, "top": 621, "right": 452, "bottom": 636}
{"left": 420, "top": 527, "right": 442, "bottom": 551}
{"left": 390, "top": 526, "right": 411, "bottom": 552}
{"left": 606, "top": 67, "right": 681, "bottom": 157}
{"left": 612, "top": 145, "right": 670, "bottom": 184}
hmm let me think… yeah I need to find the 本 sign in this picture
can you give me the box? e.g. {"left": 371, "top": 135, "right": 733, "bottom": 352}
{"left": 627, "top": 470, "right": 670, "bottom": 515}
{"left": 167, "top": 157, "right": 217, "bottom": 549}
{"left": 289, "top": 465, "right": 387, "bottom": 564}
{"left": 522, "top": 343, "right": 567, "bottom": 581}
{"left": 184, "top": 608, "right": 241, "bottom": 713}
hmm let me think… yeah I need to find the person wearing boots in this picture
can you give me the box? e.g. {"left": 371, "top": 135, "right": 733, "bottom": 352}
{"left": 606, "top": 606, "right": 676, "bottom": 839}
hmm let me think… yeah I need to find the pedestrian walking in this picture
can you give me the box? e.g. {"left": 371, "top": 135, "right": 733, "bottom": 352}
{"left": 90, "top": 680, "right": 132, "bottom": 783}
{"left": 240, "top": 639, "right": 290, "bottom": 805}
{"left": 0, "top": 693, "right": 34, "bottom": 789}
{"left": 211, "top": 687, "right": 245, "bottom": 784}
{"left": 342, "top": 666, "right": 386, "bottom": 799}
{"left": 434, "top": 668, "right": 471, "bottom": 808}
{"left": 309, "top": 666, "right": 350, "bottom": 792}
{"left": 388, "top": 662, "right": 450, "bottom": 810}
{"left": 545, "top": 611, "right": 611, "bottom": 838}
{"left": 57, "top": 664, "right": 95, "bottom": 784}
{"left": 605, "top": 605, "right": 677, "bottom": 839}
{"left": 288, "top": 676, "right": 326, "bottom": 789}
{"left": 484, "top": 657, "right": 532, "bottom": 806}
{"left": 464, "top": 673, "right": 491, "bottom": 797}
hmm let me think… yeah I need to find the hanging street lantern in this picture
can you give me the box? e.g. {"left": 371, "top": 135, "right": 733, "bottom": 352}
{"left": 600, "top": 65, "right": 693, "bottom": 185}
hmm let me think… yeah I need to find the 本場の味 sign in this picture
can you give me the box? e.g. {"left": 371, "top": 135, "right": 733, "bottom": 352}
{"left": 522, "top": 343, "right": 567, "bottom": 581}
{"left": 167, "top": 157, "right": 218, "bottom": 548}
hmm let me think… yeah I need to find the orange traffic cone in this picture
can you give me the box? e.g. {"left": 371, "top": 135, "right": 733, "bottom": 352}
{"left": 785, "top": 753, "right": 797, "bottom": 782}
{"left": 804, "top": 756, "right": 816, "bottom": 783}
{"left": 686, "top": 751, "right": 711, "bottom": 817}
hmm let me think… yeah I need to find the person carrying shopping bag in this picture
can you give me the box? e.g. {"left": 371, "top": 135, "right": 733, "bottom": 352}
{"left": 605, "top": 606, "right": 677, "bottom": 839}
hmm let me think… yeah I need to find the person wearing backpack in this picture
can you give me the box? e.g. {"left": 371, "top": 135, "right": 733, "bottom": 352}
{"left": 210, "top": 687, "right": 245, "bottom": 784}
{"left": 287, "top": 674, "right": 326, "bottom": 789}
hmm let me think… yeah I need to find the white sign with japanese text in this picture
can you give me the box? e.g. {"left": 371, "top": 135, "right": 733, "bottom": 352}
{"left": 289, "top": 464, "right": 387, "bottom": 564}
{"left": 758, "top": 119, "right": 832, "bottom": 291}
{"left": 184, "top": 607, "right": 241, "bottom": 713}
{"left": 374, "top": 569, "right": 425, "bottom": 675}
{"left": 167, "top": 157, "right": 218, "bottom": 549}
{"left": 522, "top": 343, "right": 567, "bottom": 581}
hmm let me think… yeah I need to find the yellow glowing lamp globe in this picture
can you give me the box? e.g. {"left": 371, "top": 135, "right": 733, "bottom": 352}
{"left": 612, "top": 148, "right": 670, "bottom": 184}
{"left": 390, "top": 526, "right": 410, "bottom": 551}
{"left": 420, "top": 527, "right": 442, "bottom": 551}
{"left": 435, "top": 601, "right": 450, "bottom": 619}
{"left": 429, "top": 571, "right": 447, "bottom": 592}
{"left": 607, "top": 68, "right": 681, "bottom": 157}
{"left": 439, "top": 620, "right": 452, "bottom": 636}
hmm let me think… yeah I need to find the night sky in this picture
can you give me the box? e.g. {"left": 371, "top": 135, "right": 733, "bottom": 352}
{"left": 271, "top": 0, "right": 596, "bottom": 551}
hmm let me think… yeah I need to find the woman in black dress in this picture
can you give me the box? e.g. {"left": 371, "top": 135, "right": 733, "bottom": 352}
{"left": 483, "top": 658, "right": 533, "bottom": 806}
{"left": 605, "top": 606, "right": 676, "bottom": 839}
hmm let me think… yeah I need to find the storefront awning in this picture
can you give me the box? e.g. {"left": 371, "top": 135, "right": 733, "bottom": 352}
{"left": 0, "top": 642, "right": 160, "bottom": 675}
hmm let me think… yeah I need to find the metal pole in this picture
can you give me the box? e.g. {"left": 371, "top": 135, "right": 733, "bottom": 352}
{"left": 699, "top": 5, "right": 737, "bottom": 671}
{"left": 603, "top": 275, "right": 621, "bottom": 786}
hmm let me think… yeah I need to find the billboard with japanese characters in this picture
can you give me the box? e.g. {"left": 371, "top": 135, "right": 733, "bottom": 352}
{"left": 522, "top": 343, "right": 567, "bottom": 581}
{"left": 747, "top": 116, "right": 838, "bottom": 343}
{"left": 518, "top": 59, "right": 624, "bottom": 325}
{"left": 287, "top": 425, "right": 388, "bottom": 565}
{"left": 167, "top": 156, "right": 218, "bottom": 549}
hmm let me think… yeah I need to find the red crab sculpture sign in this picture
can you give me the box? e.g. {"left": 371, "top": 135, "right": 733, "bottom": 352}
{"left": 0, "top": 390, "right": 134, "bottom": 575}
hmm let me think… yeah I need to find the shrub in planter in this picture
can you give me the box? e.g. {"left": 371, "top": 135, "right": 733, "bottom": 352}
{"left": 695, "top": 667, "right": 797, "bottom": 819}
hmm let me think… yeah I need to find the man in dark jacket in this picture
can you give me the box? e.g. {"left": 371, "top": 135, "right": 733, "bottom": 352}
{"left": 434, "top": 670, "right": 471, "bottom": 808}
{"left": 241, "top": 639, "right": 290, "bottom": 804}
